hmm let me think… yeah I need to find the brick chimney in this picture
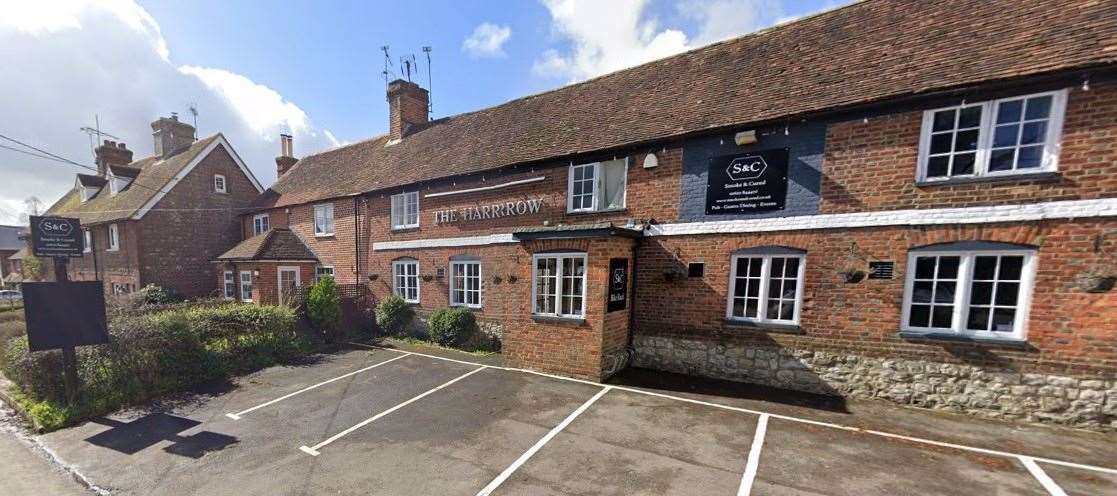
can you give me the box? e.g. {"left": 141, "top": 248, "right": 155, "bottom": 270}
{"left": 151, "top": 114, "right": 196, "bottom": 158}
{"left": 387, "top": 79, "right": 429, "bottom": 141}
{"left": 95, "top": 140, "right": 133, "bottom": 176}
{"left": 276, "top": 133, "right": 298, "bottom": 177}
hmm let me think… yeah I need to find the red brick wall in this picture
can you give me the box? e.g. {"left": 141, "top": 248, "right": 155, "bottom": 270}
{"left": 820, "top": 84, "right": 1117, "bottom": 213}
{"left": 281, "top": 198, "right": 366, "bottom": 285}
{"left": 633, "top": 219, "right": 1117, "bottom": 377}
{"left": 68, "top": 222, "right": 141, "bottom": 292}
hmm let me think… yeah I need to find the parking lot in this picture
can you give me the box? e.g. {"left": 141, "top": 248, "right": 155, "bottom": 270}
{"left": 36, "top": 344, "right": 1117, "bottom": 495}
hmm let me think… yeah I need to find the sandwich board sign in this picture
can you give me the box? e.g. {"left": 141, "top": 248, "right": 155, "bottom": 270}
{"left": 30, "top": 216, "right": 84, "bottom": 257}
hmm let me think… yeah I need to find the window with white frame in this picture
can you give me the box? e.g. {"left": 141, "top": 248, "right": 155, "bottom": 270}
{"left": 315, "top": 266, "right": 335, "bottom": 282}
{"left": 391, "top": 191, "right": 419, "bottom": 229}
{"left": 533, "top": 253, "right": 587, "bottom": 318}
{"left": 450, "top": 260, "right": 482, "bottom": 308}
{"left": 83, "top": 229, "right": 91, "bottom": 253}
{"left": 223, "top": 271, "right": 236, "bottom": 299}
{"left": 240, "top": 271, "right": 253, "bottom": 302}
{"left": 567, "top": 158, "right": 627, "bottom": 213}
{"left": 214, "top": 174, "right": 227, "bottom": 193}
{"left": 107, "top": 224, "right": 119, "bottom": 251}
{"left": 726, "top": 250, "right": 805, "bottom": 324}
{"left": 253, "top": 214, "right": 270, "bottom": 236}
{"left": 314, "top": 203, "right": 335, "bottom": 236}
{"left": 392, "top": 259, "right": 419, "bottom": 303}
{"left": 902, "top": 244, "right": 1036, "bottom": 340}
{"left": 918, "top": 90, "right": 1066, "bottom": 181}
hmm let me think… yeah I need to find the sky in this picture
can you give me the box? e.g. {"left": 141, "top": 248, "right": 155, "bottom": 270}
{"left": 0, "top": 0, "right": 843, "bottom": 225}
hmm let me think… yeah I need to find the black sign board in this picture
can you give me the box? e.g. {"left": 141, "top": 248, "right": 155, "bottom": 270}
{"left": 705, "top": 148, "right": 789, "bottom": 215}
{"left": 30, "top": 216, "right": 84, "bottom": 257}
{"left": 23, "top": 281, "right": 109, "bottom": 352}
{"left": 607, "top": 258, "right": 628, "bottom": 312}
{"left": 868, "top": 261, "right": 895, "bottom": 280}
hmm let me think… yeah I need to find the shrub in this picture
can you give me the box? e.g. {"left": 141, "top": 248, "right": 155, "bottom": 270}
{"left": 427, "top": 307, "right": 480, "bottom": 347}
{"left": 131, "top": 284, "right": 180, "bottom": 306}
{"left": 307, "top": 276, "right": 341, "bottom": 332}
{"left": 0, "top": 303, "right": 306, "bottom": 430}
{"left": 375, "top": 295, "right": 413, "bottom": 336}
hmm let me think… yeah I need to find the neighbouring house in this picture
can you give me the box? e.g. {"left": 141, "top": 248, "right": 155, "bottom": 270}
{"left": 0, "top": 225, "right": 23, "bottom": 288}
{"left": 228, "top": 0, "right": 1117, "bottom": 428}
{"left": 44, "top": 115, "right": 264, "bottom": 298}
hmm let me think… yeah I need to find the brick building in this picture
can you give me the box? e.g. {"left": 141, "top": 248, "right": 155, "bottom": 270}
{"left": 0, "top": 225, "right": 23, "bottom": 288}
{"left": 232, "top": 0, "right": 1117, "bottom": 428}
{"left": 44, "top": 115, "right": 264, "bottom": 298}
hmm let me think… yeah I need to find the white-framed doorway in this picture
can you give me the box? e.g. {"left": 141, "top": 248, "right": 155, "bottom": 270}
{"left": 278, "top": 266, "right": 301, "bottom": 306}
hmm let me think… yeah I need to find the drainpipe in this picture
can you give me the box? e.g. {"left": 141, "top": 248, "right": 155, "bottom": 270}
{"left": 625, "top": 233, "right": 643, "bottom": 363}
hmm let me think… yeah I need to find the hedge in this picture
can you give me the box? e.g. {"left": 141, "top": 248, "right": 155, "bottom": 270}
{"left": 1, "top": 303, "right": 308, "bottom": 429}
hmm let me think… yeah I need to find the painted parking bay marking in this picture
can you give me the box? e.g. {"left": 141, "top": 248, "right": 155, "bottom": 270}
{"left": 225, "top": 352, "right": 411, "bottom": 420}
{"left": 299, "top": 365, "right": 488, "bottom": 456}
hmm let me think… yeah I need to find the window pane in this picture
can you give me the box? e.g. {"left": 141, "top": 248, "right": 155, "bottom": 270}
{"left": 926, "top": 157, "right": 949, "bottom": 177}
{"left": 602, "top": 159, "right": 626, "bottom": 210}
{"left": 779, "top": 301, "right": 795, "bottom": 321}
{"left": 732, "top": 298, "right": 745, "bottom": 317}
{"left": 747, "top": 258, "right": 762, "bottom": 277}
{"left": 996, "top": 100, "right": 1023, "bottom": 124}
{"left": 770, "top": 258, "right": 784, "bottom": 277}
{"left": 934, "top": 281, "right": 956, "bottom": 303}
{"left": 954, "top": 129, "right": 979, "bottom": 151}
{"left": 930, "top": 133, "right": 952, "bottom": 154}
{"left": 1017, "top": 146, "right": 1042, "bottom": 169}
{"left": 765, "top": 301, "right": 779, "bottom": 320}
{"left": 781, "top": 279, "right": 797, "bottom": 299}
{"left": 1020, "top": 122, "right": 1046, "bottom": 145}
{"left": 953, "top": 153, "right": 975, "bottom": 175}
{"left": 932, "top": 110, "right": 956, "bottom": 132}
{"left": 970, "top": 282, "right": 993, "bottom": 305}
{"left": 912, "top": 281, "right": 933, "bottom": 303}
{"left": 1024, "top": 96, "right": 1052, "bottom": 120}
{"left": 973, "top": 256, "right": 997, "bottom": 280}
{"left": 915, "top": 257, "right": 936, "bottom": 279}
{"left": 958, "top": 106, "right": 982, "bottom": 128}
{"left": 992, "top": 308, "right": 1016, "bottom": 332}
{"left": 909, "top": 304, "right": 930, "bottom": 327}
{"left": 993, "top": 124, "right": 1018, "bottom": 148}
{"left": 995, "top": 282, "right": 1019, "bottom": 306}
{"left": 784, "top": 258, "right": 799, "bottom": 276}
{"left": 767, "top": 279, "right": 782, "bottom": 298}
{"left": 745, "top": 299, "right": 758, "bottom": 318}
{"left": 989, "top": 149, "right": 1015, "bottom": 171}
{"left": 931, "top": 306, "right": 954, "bottom": 328}
{"left": 967, "top": 307, "right": 990, "bottom": 331}
{"left": 999, "top": 256, "right": 1024, "bottom": 280}
{"left": 937, "top": 257, "right": 959, "bottom": 278}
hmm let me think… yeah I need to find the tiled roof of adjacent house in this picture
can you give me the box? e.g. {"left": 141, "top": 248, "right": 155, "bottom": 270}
{"left": 215, "top": 228, "right": 318, "bottom": 261}
{"left": 45, "top": 135, "right": 221, "bottom": 225}
{"left": 0, "top": 225, "right": 23, "bottom": 251}
{"left": 257, "top": 0, "right": 1117, "bottom": 209}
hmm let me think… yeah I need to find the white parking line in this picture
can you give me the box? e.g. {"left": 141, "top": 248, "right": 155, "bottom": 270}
{"left": 225, "top": 353, "right": 411, "bottom": 420}
{"left": 349, "top": 342, "right": 1117, "bottom": 477}
{"left": 475, "top": 386, "right": 612, "bottom": 496}
{"left": 1020, "top": 457, "right": 1069, "bottom": 496}
{"left": 298, "top": 365, "right": 488, "bottom": 456}
{"left": 737, "top": 414, "right": 769, "bottom": 496}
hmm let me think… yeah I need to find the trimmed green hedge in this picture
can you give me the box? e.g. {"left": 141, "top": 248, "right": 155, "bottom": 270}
{"left": 1, "top": 304, "right": 308, "bottom": 429}
{"left": 375, "top": 295, "right": 414, "bottom": 335}
{"left": 428, "top": 307, "right": 479, "bottom": 347}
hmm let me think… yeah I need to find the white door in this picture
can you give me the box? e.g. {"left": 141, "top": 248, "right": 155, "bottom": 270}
{"left": 278, "top": 267, "right": 301, "bottom": 305}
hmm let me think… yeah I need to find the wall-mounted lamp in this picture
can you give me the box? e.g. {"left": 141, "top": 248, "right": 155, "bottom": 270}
{"left": 734, "top": 130, "right": 757, "bottom": 146}
{"left": 642, "top": 152, "right": 659, "bottom": 169}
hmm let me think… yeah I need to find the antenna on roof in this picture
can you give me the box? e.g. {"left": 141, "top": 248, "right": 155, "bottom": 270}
{"left": 422, "top": 46, "right": 433, "bottom": 116}
{"left": 188, "top": 103, "right": 199, "bottom": 138}
{"left": 399, "top": 53, "right": 417, "bottom": 82}
{"left": 79, "top": 114, "right": 122, "bottom": 159}
{"left": 381, "top": 45, "right": 394, "bottom": 98}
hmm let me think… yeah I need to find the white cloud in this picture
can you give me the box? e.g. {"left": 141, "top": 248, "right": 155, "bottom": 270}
{"left": 0, "top": 0, "right": 337, "bottom": 224}
{"left": 463, "top": 22, "right": 512, "bottom": 58}
{"left": 534, "top": 0, "right": 811, "bottom": 82}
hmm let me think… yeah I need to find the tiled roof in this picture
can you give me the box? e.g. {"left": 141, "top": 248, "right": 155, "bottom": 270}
{"left": 0, "top": 225, "right": 23, "bottom": 251}
{"left": 258, "top": 0, "right": 1117, "bottom": 209}
{"left": 108, "top": 165, "right": 142, "bottom": 178}
{"left": 7, "top": 246, "right": 29, "bottom": 260}
{"left": 45, "top": 135, "right": 221, "bottom": 225}
{"left": 76, "top": 174, "right": 107, "bottom": 188}
{"left": 215, "top": 228, "right": 318, "bottom": 261}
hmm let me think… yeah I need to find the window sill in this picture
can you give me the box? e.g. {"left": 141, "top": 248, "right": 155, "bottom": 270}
{"left": 724, "top": 319, "right": 803, "bottom": 334}
{"left": 896, "top": 331, "right": 1030, "bottom": 348}
{"left": 531, "top": 315, "right": 587, "bottom": 326}
{"left": 916, "top": 171, "right": 1059, "bottom": 187}
{"left": 565, "top": 207, "right": 627, "bottom": 216}
{"left": 314, "top": 233, "right": 336, "bottom": 239}
{"left": 391, "top": 226, "right": 420, "bottom": 233}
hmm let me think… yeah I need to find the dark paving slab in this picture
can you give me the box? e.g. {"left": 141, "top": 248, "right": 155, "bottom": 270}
{"left": 302, "top": 366, "right": 600, "bottom": 495}
{"left": 1040, "top": 461, "right": 1117, "bottom": 496}
{"left": 753, "top": 417, "right": 1048, "bottom": 496}
{"left": 494, "top": 388, "right": 759, "bottom": 495}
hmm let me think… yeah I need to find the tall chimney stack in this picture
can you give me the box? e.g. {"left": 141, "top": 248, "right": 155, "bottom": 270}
{"left": 276, "top": 134, "right": 297, "bottom": 177}
{"left": 151, "top": 114, "right": 196, "bottom": 158}
{"left": 387, "top": 79, "right": 429, "bottom": 141}
{"left": 94, "top": 140, "right": 133, "bottom": 176}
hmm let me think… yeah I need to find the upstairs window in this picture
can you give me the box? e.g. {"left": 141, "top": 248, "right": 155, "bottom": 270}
{"left": 214, "top": 174, "right": 227, "bottom": 193}
{"left": 392, "top": 259, "right": 419, "bottom": 303}
{"left": 83, "top": 229, "right": 91, "bottom": 253}
{"left": 450, "top": 260, "right": 482, "bottom": 308}
{"left": 314, "top": 203, "right": 335, "bottom": 236}
{"left": 567, "top": 158, "right": 627, "bottom": 213}
{"left": 918, "top": 90, "right": 1066, "bottom": 181}
{"left": 726, "top": 249, "right": 806, "bottom": 325}
{"left": 391, "top": 191, "right": 419, "bottom": 229}
{"left": 253, "top": 214, "right": 270, "bottom": 236}
{"left": 902, "top": 243, "right": 1036, "bottom": 341}
{"left": 107, "top": 224, "right": 120, "bottom": 251}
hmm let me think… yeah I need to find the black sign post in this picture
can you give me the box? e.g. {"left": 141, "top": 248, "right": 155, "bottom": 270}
{"left": 705, "top": 148, "right": 789, "bottom": 215}
{"left": 607, "top": 258, "right": 628, "bottom": 312}
{"left": 28, "top": 216, "right": 93, "bottom": 405}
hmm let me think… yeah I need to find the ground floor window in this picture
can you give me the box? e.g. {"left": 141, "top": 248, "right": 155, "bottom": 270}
{"left": 240, "top": 271, "right": 253, "bottom": 302}
{"left": 393, "top": 260, "right": 419, "bottom": 303}
{"left": 223, "top": 271, "right": 235, "bottom": 299}
{"left": 533, "top": 253, "right": 586, "bottom": 318}
{"left": 727, "top": 253, "right": 805, "bottom": 324}
{"left": 316, "top": 266, "right": 335, "bottom": 282}
{"left": 902, "top": 246, "right": 1035, "bottom": 340}
{"left": 450, "top": 260, "right": 482, "bottom": 308}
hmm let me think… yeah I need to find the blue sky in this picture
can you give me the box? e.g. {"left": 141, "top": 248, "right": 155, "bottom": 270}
{"left": 0, "top": 0, "right": 841, "bottom": 224}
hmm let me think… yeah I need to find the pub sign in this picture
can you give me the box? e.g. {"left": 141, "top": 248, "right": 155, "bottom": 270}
{"left": 607, "top": 258, "right": 628, "bottom": 312}
{"left": 705, "top": 148, "right": 789, "bottom": 215}
{"left": 30, "top": 215, "right": 84, "bottom": 257}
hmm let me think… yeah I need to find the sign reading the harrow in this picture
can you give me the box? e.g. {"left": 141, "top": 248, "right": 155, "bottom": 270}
{"left": 30, "top": 215, "right": 84, "bottom": 257}
{"left": 704, "top": 148, "right": 789, "bottom": 215}
{"left": 607, "top": 258, "right": 628, "bottom": 312}
{"left": 433, "top": 198, "right": 545, "bottom": 225}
